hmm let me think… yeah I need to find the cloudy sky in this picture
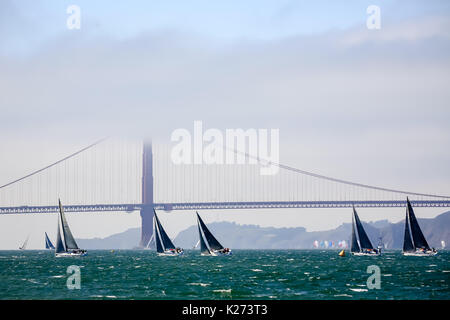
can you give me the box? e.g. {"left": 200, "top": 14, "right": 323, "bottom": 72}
{"left": 0, "top": 1, "right": 449, "bottom": 249}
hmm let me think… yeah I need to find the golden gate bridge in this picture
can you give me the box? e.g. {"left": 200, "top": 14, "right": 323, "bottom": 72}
{"left": 0, "top": 138, "right": 449, "bottom": 247}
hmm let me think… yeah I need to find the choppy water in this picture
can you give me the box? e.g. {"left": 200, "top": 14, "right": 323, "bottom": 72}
{"left": 0, "top": 250, "right": 448, "bottom": 300}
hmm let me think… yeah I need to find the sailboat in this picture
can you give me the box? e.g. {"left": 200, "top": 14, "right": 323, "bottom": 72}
{"left": 153, "top": 210, "right": 184, "bottom": 256}
{"left": 350, "top": 206, "right": 380, "bottom": 256}
{"left": 377, "top": 237, "right": 384, "bottom": 252}
{"left": 196, "top": 212, "right": 231, "bottom": 256}
{"left": 44, "top": 232, "right": 55, "bottom": 250}
{"left": 55, "top": 199, "right": 87, "bottom": 257}
{"left": 19, "top": 234, "right": 30, "bottom": 250}
{"left": 402, "top": 198, "right": 437, "bottom": 256}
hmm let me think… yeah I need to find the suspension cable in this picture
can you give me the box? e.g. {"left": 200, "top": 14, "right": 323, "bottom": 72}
{"left": 0, "top": 137, "right": 108, "bottom": 190}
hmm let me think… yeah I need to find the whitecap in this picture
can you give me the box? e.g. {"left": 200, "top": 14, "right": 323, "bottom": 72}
{"left": 106, "top": 295, "right": 117, "bottom": 299}
{"left": 213, "top": 289, "right": 232, "bottom": 293}
{"left": 251, "top": 269, "right": 263, "bottom": 272}
{"left": 50, "top": 275, "right": 65, "bottom": 278}
{"left": 334, "top": 294, "right": 352, "bottom": 297}
{"left": 350, "top": 288, "right": 368, "bottom": 292}
{"left": 188, "top": 283, "right": 210, "bottom": 287}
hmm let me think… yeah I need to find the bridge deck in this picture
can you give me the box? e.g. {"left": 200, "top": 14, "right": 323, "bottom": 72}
{"left": 1, "top": 200, "right": 450, "bottom": 214}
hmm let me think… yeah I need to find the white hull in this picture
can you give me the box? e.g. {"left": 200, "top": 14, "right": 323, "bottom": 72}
{"left": 351, "top": 251, "right": 380, "bottom": 256}
{"left": 157, "top": 250, "right": 184, "bottom": 256}
{"left": 55, "top": 251, "right": 87, "bottom": 257}
{"left": 203, "top": 250, "right": 232, "bottom": 256}
{"left": 403, "top": 251, "right": 437, "bottom": 256}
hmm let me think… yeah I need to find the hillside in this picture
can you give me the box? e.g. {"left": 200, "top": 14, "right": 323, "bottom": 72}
{"left": 76, "top": 211, "right": 450, "bottom": 249}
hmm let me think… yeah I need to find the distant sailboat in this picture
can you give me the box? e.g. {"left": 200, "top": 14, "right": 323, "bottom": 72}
{"left": 153, "top": 210, "right": 183, "bottom": 256}
{"left": 402, "top": 198, "right": 437, "bottom": 256}
{"left": 19, "top": 234, "right": 30, "bottom": 250}
{"left": 55, "top": 199, "right": 87, "bottom": 257}
{"left": 441, "top": 241, "right": 446, "bottom": 250}
{"left": 196, "top": 212, "right": 231, "bottom": 256}
{"left": 45, "top": 232, "right": 55, "bottom": 250}
{"left": 350, "top": 206, "right": 380, "bottom": 256}
{"left": 377, "top": 237, "right": 384, "bottom": 252}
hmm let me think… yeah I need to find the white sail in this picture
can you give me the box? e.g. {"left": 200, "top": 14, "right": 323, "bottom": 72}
{"left": 146, "top": 233, "right": 155, "bottom": 249}
{"left": 193, "top": 240, "right": 200, "bottom": 249}
{"left": 58, "top": 200, "right": 79, "bottom": 250}
{"left": 19, "top": 235, "right": 30, "bottom": 250}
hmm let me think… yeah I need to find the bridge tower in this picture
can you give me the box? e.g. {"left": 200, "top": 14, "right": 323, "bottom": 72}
{"left": 139, "top": 141, "right": 154, "bottom": 248}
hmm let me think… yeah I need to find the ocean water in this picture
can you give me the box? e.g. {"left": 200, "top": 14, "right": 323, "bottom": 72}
{"left": 0, "top": 250, "right": 448, "bottom": 300}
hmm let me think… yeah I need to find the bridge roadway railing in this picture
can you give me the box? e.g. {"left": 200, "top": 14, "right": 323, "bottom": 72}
{"left": 1, "top": 200, "right": 450, "bottom": 214}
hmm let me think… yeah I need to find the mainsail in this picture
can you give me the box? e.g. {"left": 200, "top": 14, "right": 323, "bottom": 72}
{"left": 197, "top": 221, "right": 211, "bottom": 255}
{"left": 55, "top": 214, "right": 65, "bottom": 254}
{"left": 196, "top": 212, "right": 224, "bottom": 251}
{"left": 405, "top": 198, "right": 431, "bottom": 251}
{"left": 153, "top": 210, "right": 176, "bottom": 252}
{"left": 350, "top": 211, "right": 360, "bottom": 253}
{"left": 353, "top": 207, "right": 374, "bottom": 250}
{"left": 45, "top": 232, "right": 55, "bottom": 250}
{"left": 58, "top": 200, "right": 79, "bottom": 250}
{"left": 403, "top": 209, "right": 415, "bottom": 252}
{"left": 351, "top": 206, "right": 374, "bottom": 252}
{"left": 153, "top": 216, "right": 164, "bottom": 253}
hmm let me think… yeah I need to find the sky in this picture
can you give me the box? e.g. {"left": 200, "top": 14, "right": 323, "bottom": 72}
{"left": 0, "top": 1, "right": 450, "bottom": 249}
